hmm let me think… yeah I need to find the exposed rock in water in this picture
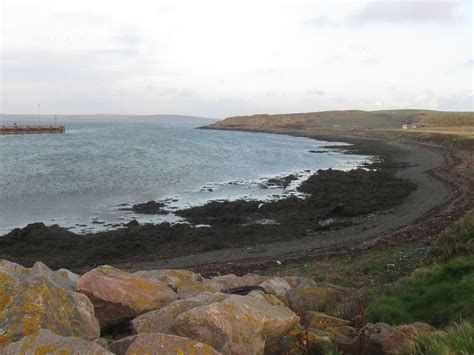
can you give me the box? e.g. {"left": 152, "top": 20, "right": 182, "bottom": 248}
{"left": 131, "top": 201, "right": 169, "bottom": 214}
{"left": 1, "top": 329, "right": 111, "bottom": 355}
{"left": 266, "top": 174, "right": 298, "bottom": 188}
{"left": 125, "top": 220, "right": 139, "bottom": 228}
{"left": 76, "top": 265, "right": 177, "bottom": 329}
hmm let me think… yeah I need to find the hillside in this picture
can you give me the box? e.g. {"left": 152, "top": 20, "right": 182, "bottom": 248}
{"left": 204, "top": 109, "right": 474, "bottom": 132}
{"left": 1, "top": 114, "right": 216, "bottom": 123}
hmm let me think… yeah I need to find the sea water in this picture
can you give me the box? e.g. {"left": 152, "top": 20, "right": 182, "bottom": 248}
{"left": 0, "top": 119, "right": 370, "bottom": 234}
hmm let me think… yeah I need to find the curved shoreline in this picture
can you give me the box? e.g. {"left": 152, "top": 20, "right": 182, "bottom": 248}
{"left": 119, "top": 132, "right": 455, "bottom": 272}
{"left": 0, "top": 129, "right": 465, "bottom": 274}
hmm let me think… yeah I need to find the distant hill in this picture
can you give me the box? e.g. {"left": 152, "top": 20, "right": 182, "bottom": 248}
{"left": 0, "top": 114, "right": 216, "bottom": 123}
{"left": 203, "top": 110, "right": 474, "bottom": 131}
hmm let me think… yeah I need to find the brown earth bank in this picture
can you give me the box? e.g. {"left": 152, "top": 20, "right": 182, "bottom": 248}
{"left": 0, "top": 131, "right": 464, "bottom": 275}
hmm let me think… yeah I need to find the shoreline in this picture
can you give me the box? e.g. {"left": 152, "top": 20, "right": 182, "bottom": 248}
{"left": 122, "top": 133, "right": 456, "bottom": 272}
{"left": 0, "top": 128, "right": 462, "bottom": 274}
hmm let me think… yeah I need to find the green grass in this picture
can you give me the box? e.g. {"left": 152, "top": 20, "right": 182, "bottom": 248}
{"left": 367, "top": 256, "right": 474, "bottom": 327}
{"left": 369, "top": 129, "right": 474, "bottom": 146}
{"left": 429, "top": 210, "right": 474, "bottom": 263}
{"left": 397, "top": 321, "right": 474, "bottom": 355}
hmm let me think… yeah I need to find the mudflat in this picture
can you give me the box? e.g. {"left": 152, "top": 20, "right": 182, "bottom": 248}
{"left": 0, "top": 133, "right": 455, "bottom": 274}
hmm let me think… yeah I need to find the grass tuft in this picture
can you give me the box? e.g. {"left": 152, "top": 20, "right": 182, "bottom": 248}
{"left": 429, "top": 210, "right": 474, "bottom": 263}
{"left": 367, "top": 256, "right": 474, "bottom": 327}
{"left": 396, "top": 321, "right": 474, "bottom": 355}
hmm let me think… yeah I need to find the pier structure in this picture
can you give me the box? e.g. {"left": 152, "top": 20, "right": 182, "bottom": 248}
{"left": 0, "top": 125, "right": 65, "bottom": 135}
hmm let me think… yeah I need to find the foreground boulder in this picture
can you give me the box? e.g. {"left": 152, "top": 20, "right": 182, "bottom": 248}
{"left": 176, "top": 280, "right": 220, "bottom": 299}
{"left": 27, "top": 261, "right": 79, "bottom": 291}
{"left": 134, "top": 269, "right": 202, "bottom": 291}
{"left": 76, "top": 265, "right": 177, "bottom": 329}
{"left": 131, "top": 292, "right": 227, "bottom": 334}
{"left": 0, "top": 329, "right": 111, "bottom": 355}
{"left": 329, "top": 322, "right": 434, "bottom": 354}
{"left": 288, "top": 286, "right": 338, "bottom": 314}
{"left": 306, "top": 311, "right": 350, "bottom": 330}
{"left": 0, "top": 275, "right": 100, "bottom": 348}
{"left": 0, "top": 260, "right": 79, "bottom": 292}
{"left": 354, "top": 322, "right": 434, "bottom": 354}
{"left": 328, "top": 325, "right": 357, "bottom": 354}
{"left": 172, "top": 294, "right": 300, "bottom": 354}
{"left": 204, "top": 273, "right": 267, "bottom": 290}
{"left": 259, "top": 277, "right": 292, "bottom": 304}
{"left": 284, "top": 276, "right": 318, "bottom": 289}
{"left": 110, "top": 333, "right": 221, "bottom": 355}
{"left": 0, "top": 259, "right": 30, "bottom": 282}
{"left": 265, "top": 325, "right": 332, "bottom": 354}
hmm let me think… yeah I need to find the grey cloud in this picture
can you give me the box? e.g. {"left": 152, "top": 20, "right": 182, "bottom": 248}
{"left": 1, "top": 50, "right": 131, "bottom": 83}
{"left": 349, "top": 1, "right": 461, "bottom": 24}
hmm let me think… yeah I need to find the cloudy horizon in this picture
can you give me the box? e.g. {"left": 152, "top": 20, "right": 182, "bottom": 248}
{"left": 1, "top": 0, "right": 472, "bottom": 118}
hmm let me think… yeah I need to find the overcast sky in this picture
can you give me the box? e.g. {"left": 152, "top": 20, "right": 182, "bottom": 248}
{"left": 0, "top": 0, "right": 472, "bottom": 118}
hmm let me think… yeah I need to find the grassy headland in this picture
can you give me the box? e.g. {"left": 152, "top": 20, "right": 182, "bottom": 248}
{"left": 203, "top": 109, "right": 474, "bottom": 353}
{"left": 204, "top": 109, "right": 473, "bottom": 131}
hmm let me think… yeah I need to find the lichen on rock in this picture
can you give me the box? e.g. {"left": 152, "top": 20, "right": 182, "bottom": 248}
{"left": 76, "top": 265, "right": 178, "bottom": 329}
{"left": 109, "top": 333, "right": 221, "bottom": 355}
{"left": 0, "top": 275, "right": 100, "bottom": 348}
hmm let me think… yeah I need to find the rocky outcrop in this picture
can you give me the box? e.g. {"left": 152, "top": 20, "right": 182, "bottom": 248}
{"left": 306, "top": 311, "right": 351, "bottom": 330}
{"left": 204, "top": 273, "right": 267, "bottom": 290}
{"left": 109, "top": 333, "right": 221, "bottom": 355}
{"left": 0, "top": 329, "right": 111, "bottom": 355}
{"left": 133, "top": 269, "right": 202, "bottom": 291}
{"left": 0, "top": 258, "right": 439, "bottom": 355}
{"left": 265, "top": 325, "right": 332, "bottom": 354}
{"left": 353, "top": 322, "right": 434, "bottom": 355}
{"left": 284, "top": 276, "right": 318, "bottom": 289}
{"left": 288, "top": 286, "right": 338, "bottom": 314}
{"left": 172, "top": 294, "right": 300, "bottom": 354}
{"left": 259, "top": 277, "right": 292, "bottom": 304}
{"left": 131, "top": 292, "right": 227, "bottom": 334}
{"left": 0, "top": 259, "right": 30, "bottom": 281}
{"left": 176, "top": 280, "right": 220, "bottom": 298}
{"left": 27, "top": 261, "right": 79, "bottom": 291}
{"left": 76, "top": 265, "right": 177, "bottom": 329}
{"left": 0, "top": 275, "right": 100, "bottom": 348}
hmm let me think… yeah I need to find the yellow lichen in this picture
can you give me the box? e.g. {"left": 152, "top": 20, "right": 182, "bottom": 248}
{"left": 0, "top": 272, "right": 14, "bottom": 285}
{"left": 34, "top": 343, "right": 59, "bottom": 355}
{"left": 309, "top": 312, "right": 350, "bottom": 330}
{"left": 0, "top": 277, "right": 95, "bottom": 348}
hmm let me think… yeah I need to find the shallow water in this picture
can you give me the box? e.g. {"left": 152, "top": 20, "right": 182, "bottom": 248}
{"left": 0, "top": 119, "right": 370, "bottom": 234}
